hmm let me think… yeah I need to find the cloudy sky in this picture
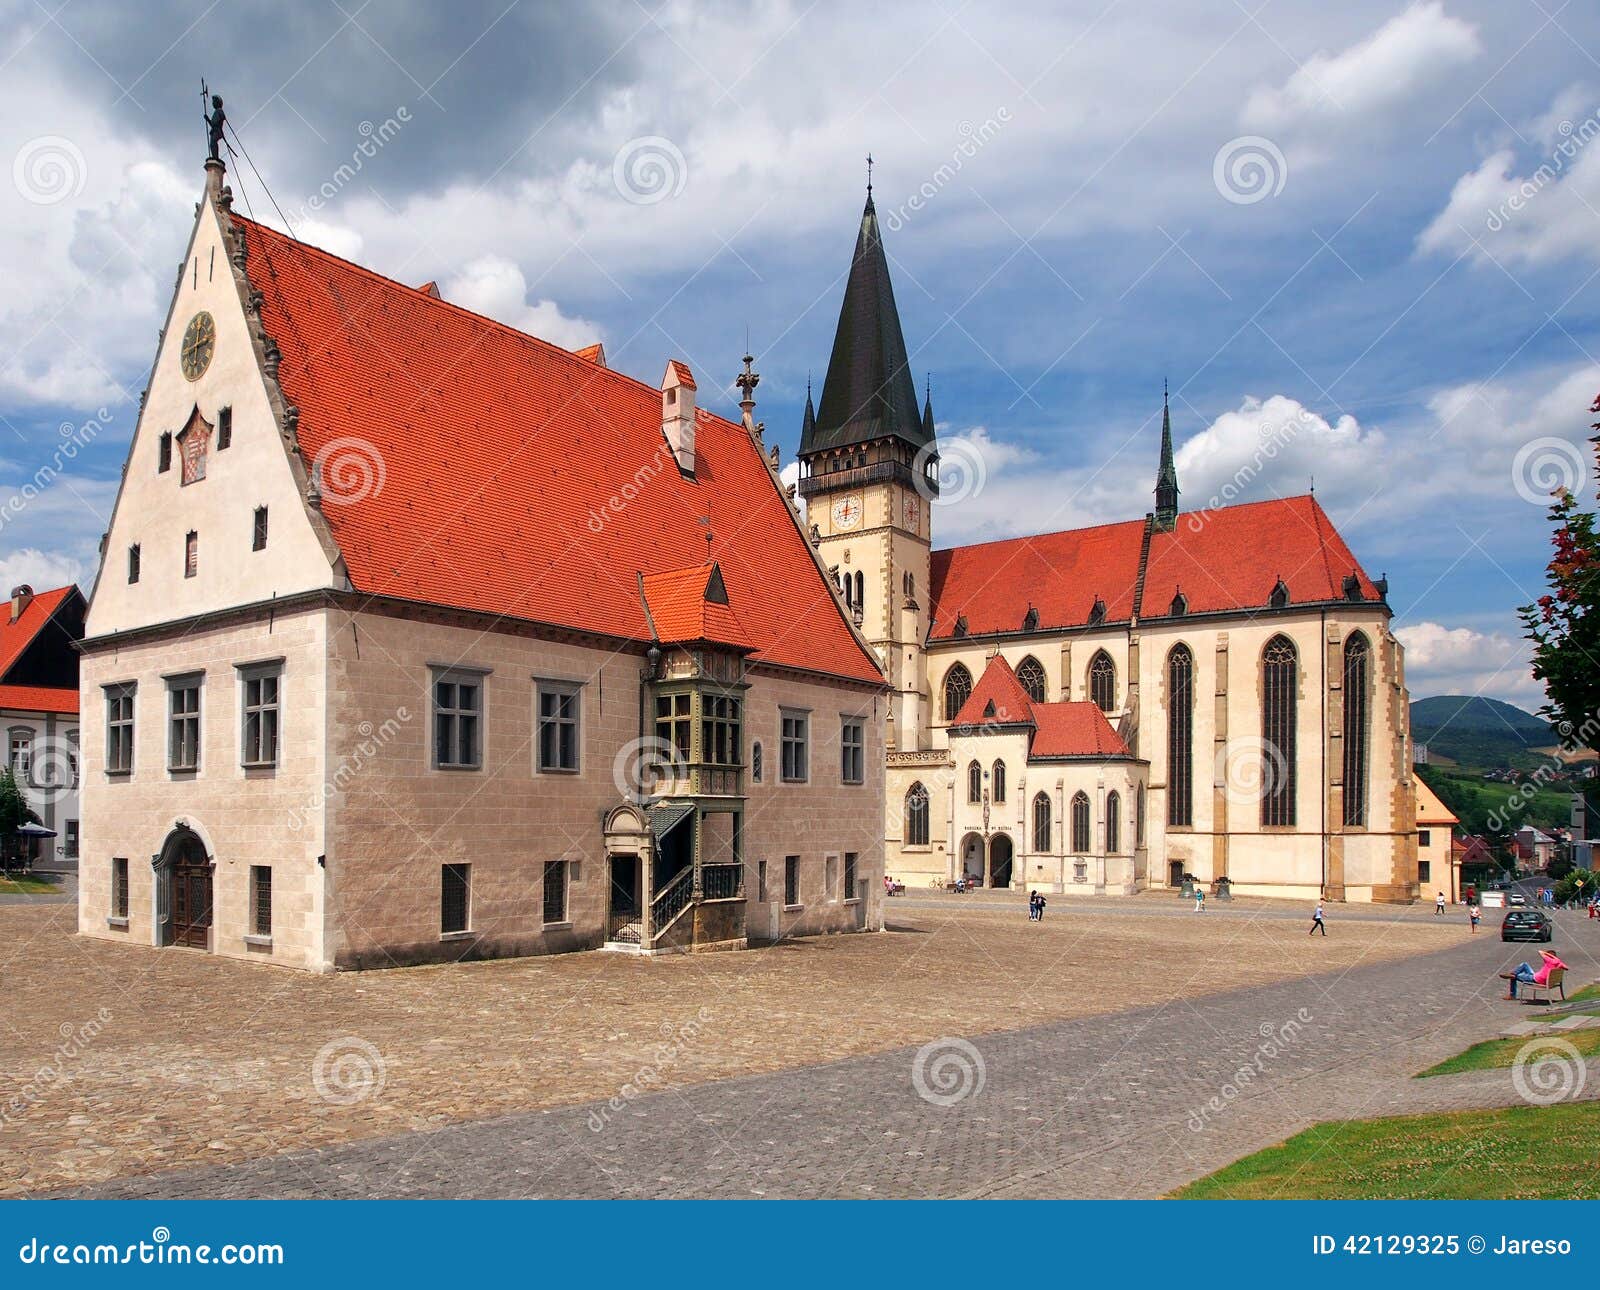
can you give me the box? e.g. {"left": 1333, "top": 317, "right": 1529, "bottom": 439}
{"left": 2, "top": 0, "right": 1597, "bottom": 710}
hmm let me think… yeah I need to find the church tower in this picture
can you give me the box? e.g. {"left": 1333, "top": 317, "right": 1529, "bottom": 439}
{"left": 797, "top": 175, "right": 939, "bottom": 750}
{"left": 1154, "top": 382, "right": 1180, "bottom": 532}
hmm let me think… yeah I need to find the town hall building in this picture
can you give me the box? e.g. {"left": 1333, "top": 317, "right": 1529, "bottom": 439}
{"left": 798, "top": 185, "right": 1418, "bottom": 903}
{"left": 76, "top": 147, "right": 888, "bottom": 971}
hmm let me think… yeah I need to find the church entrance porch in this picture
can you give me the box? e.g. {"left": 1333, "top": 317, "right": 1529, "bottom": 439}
{"left": 156, "top": 827, "right": 213, "bottom": 950}
{"left": 989, "top": 834, "right": 1014, "bottom": 888}
{"left": 960, "top": 833, "right": 984, "bottom": 886}
{"left": 606, "top": 854, "right": 642, "bottom": 945}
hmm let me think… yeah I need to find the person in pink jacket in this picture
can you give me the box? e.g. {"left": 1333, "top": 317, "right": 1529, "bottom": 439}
{"left": 1505, "top": 949, "right": 1566, "bottom": 999}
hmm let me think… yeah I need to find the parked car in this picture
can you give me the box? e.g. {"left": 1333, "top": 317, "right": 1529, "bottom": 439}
{"left": 1502, "top": 909, "right": 1553, "bottom": 943}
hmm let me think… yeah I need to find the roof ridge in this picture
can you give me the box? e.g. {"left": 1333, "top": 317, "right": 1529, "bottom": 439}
{"left": 234, "top": 215, "right": 750, "bottom": 437}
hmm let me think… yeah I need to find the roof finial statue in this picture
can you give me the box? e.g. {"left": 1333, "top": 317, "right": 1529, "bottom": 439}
{"left": 736, "top": 351, "right": 760, "bottom": 436}
{"left": 204, "top": 85, "right": 227, "bottom": 163}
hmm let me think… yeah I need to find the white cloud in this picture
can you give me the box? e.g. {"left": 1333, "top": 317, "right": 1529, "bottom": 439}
{"left": 1395, "top": 620, "right": 1540, "bottom": 705}
{"left": 1244, "top": 3, "right": 1481, "bottom": 132}
{"left": 440, "top": 255, "right": 602, "bottom": 351}
{"left": 0, "top": 548, "right": 84, "bottom": 593}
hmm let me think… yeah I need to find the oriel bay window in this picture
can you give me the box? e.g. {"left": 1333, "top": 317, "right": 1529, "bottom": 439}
{"left": 167, "top": 674, "right": 202, "bottom": 772}
{"left": 432, "top": 667, "right": 485, "bottom": 770}
{"left": 655, "top": 692, "right": 692, "bottom": 767}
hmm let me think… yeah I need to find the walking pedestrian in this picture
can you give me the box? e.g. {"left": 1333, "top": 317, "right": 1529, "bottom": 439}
{"left": 1434, "top": 891, "right": 1446, "bottom": 915}
{"left": 1194, "top": 886, "right": 1205, "bottom": 913}
{"left": 1309, "top": 899, "right": 1326, "bottom": 936}
{"left": 1027, "top": 890, "right": 1039, "bottom": 921}
{"left": 1468, "top": 902, "right": 1480, "bottom": 933}
{"left": 1035, "top": 892, "right": 1047, "bottom": 922}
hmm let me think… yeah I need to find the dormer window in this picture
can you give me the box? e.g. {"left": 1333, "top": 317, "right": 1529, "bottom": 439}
{"left": 1342, "top": 572, "right": 1362, "bottom": 602}
{"left": 1169, "top": 590, "right": 1187, "bottom": 616}
{"left": 953, "top": 613, "right": 969, "bottom": 638}
{"left": 1022, "top": 605, "right": 1039, "bottom": 632}
{"left": 1088, "top": 596, "right": 1106, "bottom": 626}
{"left": 1269, "top": 578, "right": 1290, "bottom": 609}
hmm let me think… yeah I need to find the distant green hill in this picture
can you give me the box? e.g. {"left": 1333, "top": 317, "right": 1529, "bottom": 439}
{"left": 1411, "top": 695, "right": 1554, "bottom": 770}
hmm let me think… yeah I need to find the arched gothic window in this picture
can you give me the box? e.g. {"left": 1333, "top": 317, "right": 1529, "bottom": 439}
{"left": 991, "top": 760, "right": 1006, "bottom": 802}
{"left": 1015, "top": 655, "right": 1047, "bottom": 703}
{"left": 905, "top": 782, "right": 930, "bottom": 846}
{"left": 1089, "top": 651, "right": 1116, "bottom": 712}
{"left": 1106, "top": 791, "right": 1121, "bottom": 854}
{"left": 1167, "top": 644, "right": 1194, "bottom": 827}
{"left": 1136, "top": 784, "right": 1146, "bottom": 848}
{"left": 942, "top": 664, "right": 972, "bottom": 722}
{"left": 1032, "top": 792, "right": 1052, "bottom": 853}
{"left": 1342, "top": 633, "right": 1371, "bottom": 827}
{"left": 1070, "top": 791, "right": 1092, "bottom": 852}
{"left": 1262, "top": 635, "right": 1299, "bottom": 827}
{"left": 967, "top": 760, "right": 982, "bottom": 803}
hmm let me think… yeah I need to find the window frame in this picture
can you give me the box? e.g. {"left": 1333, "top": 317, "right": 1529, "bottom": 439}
{"left": 1261, "top": 635, "right": 1299, "bottom": 827}
{"left": 780, "top": 709, "right": 810, "bottom": 783}
{"left": 1106, "top": 791, "right": 1121, "bottom": 854}
{"left": 840, "top": 716, "right": 865, "bottom": 785}
{"left": 104, "top": 682, "right": 136, "bottom": 776}
{"left": 843, "top": 851, "right": 858, "bottom": 904}
{"left": 1032, "top": 792, "right": 1052, "bottom": 853}
{"left": 967, "top": 759, "right": 982, "bottom": 803}
{"left": 904, "top": 782, "right": 930, "bottom": 847}
{"left": 942, "top": 664, "right": 973, "bottom": 722}
{"left": 431, "top": 666, "right": 487, "bottom": 771}
{"left": 252, "top": 505, "right": 269, "bottom": 552}
{"left": 183, "top": 529, "right": 198, "bottom": 579}
{"left": 1089, "top": 650, "right": 1117, "bottom": 713}
{"left": 543, "top": 858, "right": 569, "bottom": 926}
{"left": 127, "top": 543, "right": 140, "bottom": 584}
{"left": 1015, "top": 655, "right": 1047, "bottom": 704}
{"left": 1070, "top": 791, "right": 1092, "bottom": 853}
{"left": 111, "top": 857, "right": 129, "bottom": 923}
{"left": 250, "top": 864, "right": 273, "bottom": 939}
{"left": 992, "top": 759, "right": 1006, "bottom": 802}
{"left": 440, "top": 862, "right": 471, "bottom": 936}
{"left": 1167, "top": 644, "right": 1194, "bottom": 828}
{"left": 1341, "top": 633, "right": 1371, "bottom": 828}
{"left": 238, "top": 661, "right": 283, "bottom": 769}
{"left": 165, "top": 672, "right": 203, "bottom": 774}
{"left": 535, "top": 679, "right": 583, "bottom": 775}
{"left": 783, "top": 854, "right": 801, "bottom": 908}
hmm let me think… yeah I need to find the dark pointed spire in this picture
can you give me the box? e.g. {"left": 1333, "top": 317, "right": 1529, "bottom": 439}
{"left": 800, "top": 174, "right": 932, "bottom": 458}
{"left": 922, "top": 373, "right": 934, "bottom": 439}
{"left": 1154, "top": 379, "right": 1179, "bottom": 531}
{"left": 801, "top": 374, "right": 816, "bottom": 441}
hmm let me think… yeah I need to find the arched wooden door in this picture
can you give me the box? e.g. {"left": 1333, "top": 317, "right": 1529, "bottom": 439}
{"left": 161, "top": 829, "right": 213, "bottom": 950}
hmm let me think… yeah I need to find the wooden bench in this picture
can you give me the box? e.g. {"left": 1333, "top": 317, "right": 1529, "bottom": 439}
{"left": 1501, "top": 965, "right": 1567, "bottom": 1004}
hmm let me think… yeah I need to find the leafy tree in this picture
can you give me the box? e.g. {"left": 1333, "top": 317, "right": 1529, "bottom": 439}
{"left": 1521, "top": 397, "right": 1600, "bottom": 754}
{"left": 1554, "top": 867, "right": 1594, "bottom": 906}
{"left": 0, "top": 766, "right": 40, "bottom": 870}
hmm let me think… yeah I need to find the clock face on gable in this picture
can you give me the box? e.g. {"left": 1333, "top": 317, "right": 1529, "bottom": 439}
{"left": 831, "top": 494, "right": 863, "bottom": 530}
{"left": 180, "top": 311, "right": 216, "bottom": 382}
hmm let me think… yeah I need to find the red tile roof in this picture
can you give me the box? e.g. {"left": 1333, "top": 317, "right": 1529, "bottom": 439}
{"left": 0, "top": 684, "right": 78, "bottom": 715}
{"left": 640, "top": 563, "right": 754, "bottom": 650}
{"left": 949, "top": 654, "right": 1129, "bottom": 758}
{"left": 0, "top": 586, "right": 74, "bottom": 677}
{"left": 950, "top": 654, "right": 1035, "bottom": 727}
{"left": 233, "top": 217, "right": 881, "bottom": 685}
{"left": 928, "top": 496, "right": 1378, "bottom": 638}
{"left": 574, "top": 342, "right": 607, "bottom": 367}
{"left": 1030, "top": 702, "right": 1128, "bottom": 758}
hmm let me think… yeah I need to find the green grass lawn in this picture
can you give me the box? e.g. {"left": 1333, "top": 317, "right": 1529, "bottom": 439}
{"left": 1173, "top": 1102, "right": 1600, "bottom": 1199}
{"left": 0, "top": 875, "right": 58, "bottom": 895}
{"left": 1417, "top": 1026, "right": 1600, "bottom": 1077}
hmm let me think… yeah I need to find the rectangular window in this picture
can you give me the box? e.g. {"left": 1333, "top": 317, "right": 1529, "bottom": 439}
{"left": 844, "top": 851, "right": 857, "bottom": 901}
{"left": 1418, "top": 829, "right": 1431, "bottom": 847}
{"left": 700, "top": 692, "right": 741, "bottom": 767}
{"left": 158, "top": 432, "right": 172, "bottom": 473}
{"left": 252, "top": 506, "right": 268, "bottom": 552}
{"left": 781, "top": 711, "right": 809, "bottom": 783}
{"left": 240, "top": 664, "right": 281, "bottom": 768}
{"left": 184, "top": 530, "right": 198, "bottom": 578}
{"left": 757, "top": 859, "right": 768, "bottom": 903}
{"left": 217, "top": 406, "right": 232, "bottom": 450}
{"left": 441, "top": 863, "right": 470, "bottom": 934}
{"left": 111, "top": 857, "right": 129, "bottom": 920}
{"left": 841, "top": 717, "right": 864, "bottom": 784}
{"left": 654, "top": 692, "right": 691, "bottom": 764}
{"left": 543, "top": 859, "right": 568, "bottom": 924}
{"left": 250, "top": 865, "right": 273, "bottom": 937}
{"left": 128, "top": 544, "right": 140, "bottom": 584}
{"left": 432, "top": 669, "right": 483, "bottom": 770}
{"left": 1418, "top": 859, "right": 1432, "bottom": 884}
{"left": 8, "top": 732, "right": 30, "bottom": 780}
{"left": 167, "top": 676, "right": 201, "bottom": 772}
{"left": 105, "top": 684, "right": 135, "bottom": 774}
{"left": 826, "top": 855, "right": 838, "bottom": 901}
{"left": 64, "top": 820, "right": 79, "bottom": 859}
{"left": 784, "top": 854, "right": 800, "bottom": 907}
{"left": 536, "top": 681, "right": 581, "bottom": 773}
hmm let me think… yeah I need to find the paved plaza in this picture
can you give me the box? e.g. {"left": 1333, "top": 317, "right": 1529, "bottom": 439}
{"left": 4, "top": 895, "right": 1595, "bottom": 1198}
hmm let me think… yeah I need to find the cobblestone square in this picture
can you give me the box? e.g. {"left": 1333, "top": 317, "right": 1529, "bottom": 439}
{"left": 0, "top": 895, "right": 1473, "bottom": 1196}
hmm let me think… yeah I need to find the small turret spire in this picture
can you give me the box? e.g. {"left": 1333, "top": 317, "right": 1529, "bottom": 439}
{"left": 1154, "top": 380, "right": 1180, "bottom": 531}
{"left": 922, "top": 374, "right": 934, "bottom": 439}
{"left": 802, "top": 374, "right": 816, "bottom": 441}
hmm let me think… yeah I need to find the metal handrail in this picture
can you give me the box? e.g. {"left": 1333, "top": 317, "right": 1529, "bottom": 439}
{"left": 651, "top": 866, "right": 696, "bottom": 931}
{"left": 701, "top": 862, "right": 744, "bottom": 901}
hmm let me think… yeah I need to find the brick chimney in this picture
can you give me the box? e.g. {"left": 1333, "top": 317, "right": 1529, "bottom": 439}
{"left": 661, "top": 360, "right": 697, "bottom": 475}
{"left": 9, "top": 584, "right": 33, "bottom": 623}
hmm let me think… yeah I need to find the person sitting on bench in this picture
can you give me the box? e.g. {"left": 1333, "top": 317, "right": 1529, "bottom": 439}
{"left": 1503, "top": 949, "right": 1566, "bottom": 1000}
